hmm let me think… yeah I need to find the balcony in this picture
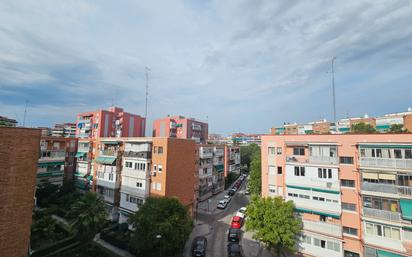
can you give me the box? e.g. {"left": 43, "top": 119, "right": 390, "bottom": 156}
{"left": 309, "top": 156, "right": 339, "bottom": 165}
{"left": 123, "top": 151, "right": 151, "bottom": 159}
{"left": 301, "top": 219, "right": 342, "bottom": 238}
{"left": 361, "top": 182, "right": 397, "bottom": 194}
{"left": 100, "top": 149, "right": 118, "bottom": 156}
{"left": 398, "top": 186, "right": 412, "bottom": 197}
{"left": 199, "top": 151, "right": 213, "bottom": 159}
{"left": 98, "top": 193, "right": 116, "bottom": 204}
{"left": 286, "top": 155, "right": 309, "bottom": 164}
{"left": 360, "top": 157, "right": 412, "bottom": 170}
{"left": 120, "top": 184, "right": 148, "bottom": 198}
{"left": 363, "top": 207, "right": 401, "bottom": 222}
{"left": 39, "top": 150, "right": 66, "bottom": 162}
{"left": 96, "top": 178, "right": 120, "bottom": 189}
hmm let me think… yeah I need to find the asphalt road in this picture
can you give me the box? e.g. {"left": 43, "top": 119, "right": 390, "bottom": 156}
{"left": 185, "top": 177, "right": 273, "bottom": 257}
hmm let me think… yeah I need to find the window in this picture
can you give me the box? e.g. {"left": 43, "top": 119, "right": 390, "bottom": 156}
{"left": 318, "top": 168, "right": 332, "bottom": 179}
{"left": 365, "top": 222, "right": 401, "bottom": 240}
{"left": 320, "top": 215, "right": 326, "bottom": 222}
{"left": 340, "top": 156, "right": 354, "bottom": 164}
{"left": 136, "top": 182, "right": 143, "bottom": 188}
{"left": 109, "top": 173, "right": 114, "bottom": 181}
{"left": 394, "top": 149, "right": 402, "bottom": 159}
{"left": 156, "top": 182, "right": 162, "bottom": 190}
{"left": 301, "top": 234, "right": 311, "bottom": 244}
{"left": 277, "top": 147, "right": 282, "bottom": 155}
{"left": 342, "top": 202, "right": 356, "bottom": 211}
{"left": 313, "top": 196, "right": 325, "bottom": 202}
{"left": 294, "top": 166, "right": 305, "bottom": 176}
{"left": 153, "top": 165, "right": 157, "bottom": 171}
{"left": 158, "top": 146, "right": 163, "bottom": 154}
{"left": 268, "top": 147, "right": 276, "bottom": 155}
{"left": 293, "top": 147, "right": 305, "bottom": 155}
{"left": 406, "top": 149, "right": 412, "bottom": 159}
{"left": 125, "top": 161, "right": 132, "bottom": 168}
{"left": 343, "top": 226, "right": 358, "bottom": 236}
{"left": 299, "top": 194, "right": 310, "bottom": 199}
{"left": 277, "top": 166, "right": 282, "bottom": 174}
{"left": 320, "top": 240, "right": 326, "bottom": 248}
{"left": 341, "top": 179, "right": 355, "bottom": 188}
{"left": 158, "top": 165, "right": 163, "bottom": 172}
{"left": 344, "top": 250, "right": 360, "bottom": 257}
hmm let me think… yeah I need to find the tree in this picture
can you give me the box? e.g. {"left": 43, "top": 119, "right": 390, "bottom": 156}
{"left": 246, "top": 196, "right": 301, "bottom": 257}
{"left": 240, "top": 143, "right": 260, "bottom": 170}
{"left": 35, "top": 182, "right": 60, "bottom": 207}
{"left": 128, "top": 197, "right": 193, "bottom": 257}
{"left": 248, "top": 148, "right": 261, "bottom": 196}
{"left": 350, "top": 122, "right": 376, "bottom": 134}
{"left": 389, "top": 124, "right": 408, "bottom": 133}
{"left": 68, "top": 192, "right": 107, "bottom": 241}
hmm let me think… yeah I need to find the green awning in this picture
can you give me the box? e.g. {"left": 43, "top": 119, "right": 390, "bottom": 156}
{"left": 376, "top": 124, "right": 391, "bottom": 130}
{"left": 87, "top": 175, "right": 93, "bottom": 181}
{"left": 100, "top": 141, "right": 119, "bottom": 145}
{"left": 295, "top": 207, "right": 340, "bottom": 219}
{"left": 400, "top": 199, "right": 412, "bottom": 221}
{"left": 38, "top": 161, "right": 65, "bottom": 167}
{"left": 214, "top": 164, "right": 224, "bottom": 172}
{"left": 37, "top": 171, "right": 64, "bottom": 178}
{"left": 377, "top": 249, "right": 405, "bottom": 257}
{"left": 95, "top": 156, "right": 116, "bottom": 165}
{"left": 75, "top": 152, "right": 87, "bottom": 158}
{"left": 359, "top": 144, "right": 412, "bottom": 149}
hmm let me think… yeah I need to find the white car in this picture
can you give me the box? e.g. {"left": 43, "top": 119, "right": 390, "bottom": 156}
{"left": 217, "top": 200, "right": 228, "bottom": 209}
{"left": 236, "top": 207, "right": 247, "bottom": 218}
{"left": 238, "top": 207, "right": 247, "bottom": 214}
{"left": 223, "top": 195, "right": 231, "bottom": 203}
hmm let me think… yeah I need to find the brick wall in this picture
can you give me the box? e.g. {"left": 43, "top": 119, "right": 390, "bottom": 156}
{"left": 0, "top": 127, "right": 41, "bottom": 257}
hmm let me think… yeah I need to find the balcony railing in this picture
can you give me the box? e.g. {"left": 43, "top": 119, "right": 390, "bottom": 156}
{"left": 199, "top": 151, "right": 213, "bottom": 159}
{"left": 120, "top": 185, "right": 148, "bottom": 197}
{"left": 361, "top": 182, "right": 398, "bottom": 194}
{"left": 123, "top": 151, "right": 151, "bottom": 159}
{"left": 302, "top": 219, "right": 342, "bottom": 238}
{"left": 100, "top": 149, "right": 118, "bottom": 156}
{"left": 360, "top": 157, "right": 412, "bottom": 170}
{"left": 286, "top": 155, "right": 309, "bottom": 163}
{"left": 96, "top": 178, "right": 120, "bottom": 189}
{"left": 39, "top": 151, "right": 66, "bottom": 161}
{"left": 363, "top": 207, "right": 401, "bottom": 222}
{"left": 398, "top": 186, "right": 412, "bottom": 197}
{"left": 309, "top": 155, "right": 339, "bottom": 165}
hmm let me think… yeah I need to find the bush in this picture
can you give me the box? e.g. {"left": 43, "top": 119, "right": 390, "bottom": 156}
{"left": 100, "top": 229, "right": 130, "bottom": 250}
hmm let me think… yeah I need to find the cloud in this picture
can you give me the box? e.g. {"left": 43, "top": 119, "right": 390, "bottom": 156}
{"left": 0, "top": 0, "right": 411, "bottom": 134}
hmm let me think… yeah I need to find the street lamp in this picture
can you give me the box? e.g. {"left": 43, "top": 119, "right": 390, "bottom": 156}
{"left": 155, "top": 234, "right": 162, "bottom": 257}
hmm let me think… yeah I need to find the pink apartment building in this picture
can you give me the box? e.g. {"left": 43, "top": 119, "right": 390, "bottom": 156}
{"left": 152, "top": 115, "right": 208, "bottom": 144}
{"left": 74, "top": 106, "right": 145, "bottom": 190}
{"left": 261, "top": 134, "right": 412, "bottom": 257}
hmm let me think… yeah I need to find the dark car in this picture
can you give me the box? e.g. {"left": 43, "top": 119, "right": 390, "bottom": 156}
{"left": 228, "top": 228, "right": 241, "bottom": 242}
{"left": 192, "top": 236, "right": 207, "bottom": 257}
{"left": 228, "top": 188, "right": 236, "bottom": 196}
{"left": 228, "top": 243, "right": 242, "bottom": 257}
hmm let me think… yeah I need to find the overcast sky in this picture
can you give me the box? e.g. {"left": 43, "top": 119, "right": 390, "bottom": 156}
{"left": 1, "top": 0, "right": 412, "bottom": 135}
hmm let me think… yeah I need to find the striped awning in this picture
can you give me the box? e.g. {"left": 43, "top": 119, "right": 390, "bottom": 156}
{"left": 95, "top": 156, "right": 116, "bottom": 165}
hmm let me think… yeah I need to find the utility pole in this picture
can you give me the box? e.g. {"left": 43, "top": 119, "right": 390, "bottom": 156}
{"left": 23, "top": 100, "right": 28, "bottom": 127}
{"left": 331, "top": 57, "right": 337, "bottom": 128}
{"left": 145, "top": 66, "right": 150, "bottom": 135}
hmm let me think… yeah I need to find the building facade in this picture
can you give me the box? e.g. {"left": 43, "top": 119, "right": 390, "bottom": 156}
{"left": 74, "top": 106, "right": 145, "bottom": 191}
{"left": 0, "top": 115, "right": 17, "bottom": 127}
{"left": 152, "top": 115, "right": 208, "bottom": 144}
{"left": 261, "top": 134, "right": 412, "bottom": 257}
{"left": 225, "top": 146, "right": 241, "bottom": 177}
{"left": 37, "top": 136, "right": 77, "bottom": 186}
{"left": 52, "top": 123, "right": 77, "bottom": 138}
{"left": 0, "top": 127, "right": 41, "bottom": 257}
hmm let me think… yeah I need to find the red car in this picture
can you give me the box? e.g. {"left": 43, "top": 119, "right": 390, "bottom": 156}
{"left": 231, "top": 216, "right": 243, "bottom": 229}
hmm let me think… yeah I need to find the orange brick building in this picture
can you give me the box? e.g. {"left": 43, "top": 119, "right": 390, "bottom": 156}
{"left": 0, "top": 127, "right": 41, "bottom": 257}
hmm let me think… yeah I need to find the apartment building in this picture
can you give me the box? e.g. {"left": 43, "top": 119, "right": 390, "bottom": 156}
{"left": 261, "top": 134, "right": 412, "bottom": 257}
{"left": 212, "top": 146, "right": 225, "bottom": 194}
{"left": 198, "top": 145, "right": 214, "bottom": 201}
{"left": 51, "top": 123, "right": 76, "bottom": 138}
{"left": 37, "top": 136, "right": 77, "bottom": 186}
{"left": 88, "top": 137, "right": 196, "bottom": 223}
{"left": 0, "top": 127, "right": 40, "bottom": 257}
{"left": 375, "top": 108, "right": 412, "bottom": 132}
{"left": 225, "top": 146, "right": 241, "bottom": 177}
{"left": 152, "top": 115, "right": 208, "bottom": 143}
{"left": 0, "top": 115, "right": 17, "bottom": 127}
{"left": 231, "top": 133, "right": 262, "bottom": 145}
{"left": 74, "top": 106, "right": 145, "bottom": 191}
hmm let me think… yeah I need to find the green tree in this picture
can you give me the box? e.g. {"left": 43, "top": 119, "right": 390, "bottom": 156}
{"left": 129, "top": 197, "right": 193, "bottom": 257}
{"left": 68, "top": 192, "right": 107, "bottom": 241}
{"left": 246, "top": 196, "right": 301, "bottom": 257}
{"left": 350, "top": 122, "right": 376, "bottom": 134}
{"left": 240, "top": 143, "right": 260, "bottom": 170}
{"left": 35, "top": 182, "right": 60, "bottom": 207}
{"left": 389, "top": 124, "right": 408, "bottom": 133}
{"left": 248, "top": 148, "right": 261, "bottom": 196}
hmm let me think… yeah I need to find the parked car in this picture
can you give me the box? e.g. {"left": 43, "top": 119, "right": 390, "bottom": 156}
{"left": 217, "top": 199, "right": 228, "bottom": 209}
{"left": 238, "top": 207, "right": 247, "bottom": 214}
{"left": 228, "top": 228, "right": 241, "bottom": 242}
{"left": 228, "top": 188, "right": 236, "bottom": 196}
{"left": 231, "top": 216, "right": 244, "bottom": 229}
{"left": 231, "top": 186, "right": 238, "bottom": 192}
{"left": 236, "top": 207, "right": 246, "bottom": 219}
{"left": 223, "top": 195, "right": 231, "bottom": 203}
{"left": 192, "top": 236, "right": 207, "bottom": 257}
{"left": 228, "top": 243, "right": 243, "bottom": 257}
{"left": 245, "top": 189, "right": 250, "bottom": 195}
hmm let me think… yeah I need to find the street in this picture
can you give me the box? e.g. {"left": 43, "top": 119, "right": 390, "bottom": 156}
{"left": 184, "top": 177, "right": 273, "bottom": 257}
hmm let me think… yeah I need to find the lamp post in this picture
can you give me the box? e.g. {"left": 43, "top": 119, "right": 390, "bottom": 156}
{"left": 156, "top": 234, "right": 162, "bottom": 257}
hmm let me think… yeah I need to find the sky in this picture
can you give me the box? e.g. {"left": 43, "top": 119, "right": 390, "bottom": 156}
{"left": 1, "top": 0, "right": 412, "bottom": 135}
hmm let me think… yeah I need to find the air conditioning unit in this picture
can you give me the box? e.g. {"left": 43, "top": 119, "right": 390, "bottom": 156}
{"left": 326, "top": 182, "right": 332, "bottom": 188}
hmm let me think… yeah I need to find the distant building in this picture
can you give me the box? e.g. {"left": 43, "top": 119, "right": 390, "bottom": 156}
{"left": 74, "top": 106, "right": 145, "bottom": 191}
{"left": 37, "top": 136, "right": 78, "bottom": 186}
{"left": 152, "top": 115, "right": 208, "bottom": 144}
{"left": 0, "top": 127, "right": 40, "bottom": 257}
{"left": 231, "top": 133, "right": 262, "bottom": 145}
{"left": 52, "top": 123, "right": 76, "bottom": 138}
{"left": 0, "top": 116, "right": 17, "bottom": 127}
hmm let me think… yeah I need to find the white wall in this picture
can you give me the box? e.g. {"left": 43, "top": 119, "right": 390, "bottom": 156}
{"left": 124, "top": 142, "right": 151, "bottom": 152}
{"left": 298, "top": 232, "right": 342, "bottom": 257}
{"left": 286, "top": 187, "right": 341, "bottom": 215}
{"left": 285, "top": 164, "right": 340, "bottom": 191}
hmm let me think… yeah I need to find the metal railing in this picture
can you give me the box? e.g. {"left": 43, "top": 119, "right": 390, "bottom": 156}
{"left": 286, "top": 155, "right": 309, "bottom": 163}
{"left": 302, "top": 220, "right": 342, "bottom": 237}
{"left": 100, "top": 149, "right": 117, "bottom": 156}
{"left": 360, "top": 157, "right": 412, "bottom": 170}
{"left": 363, "top": 207, "right": 401, "bottom": 222}
{"left": 361, "top": 182, "right": 398, "bottom": 194}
